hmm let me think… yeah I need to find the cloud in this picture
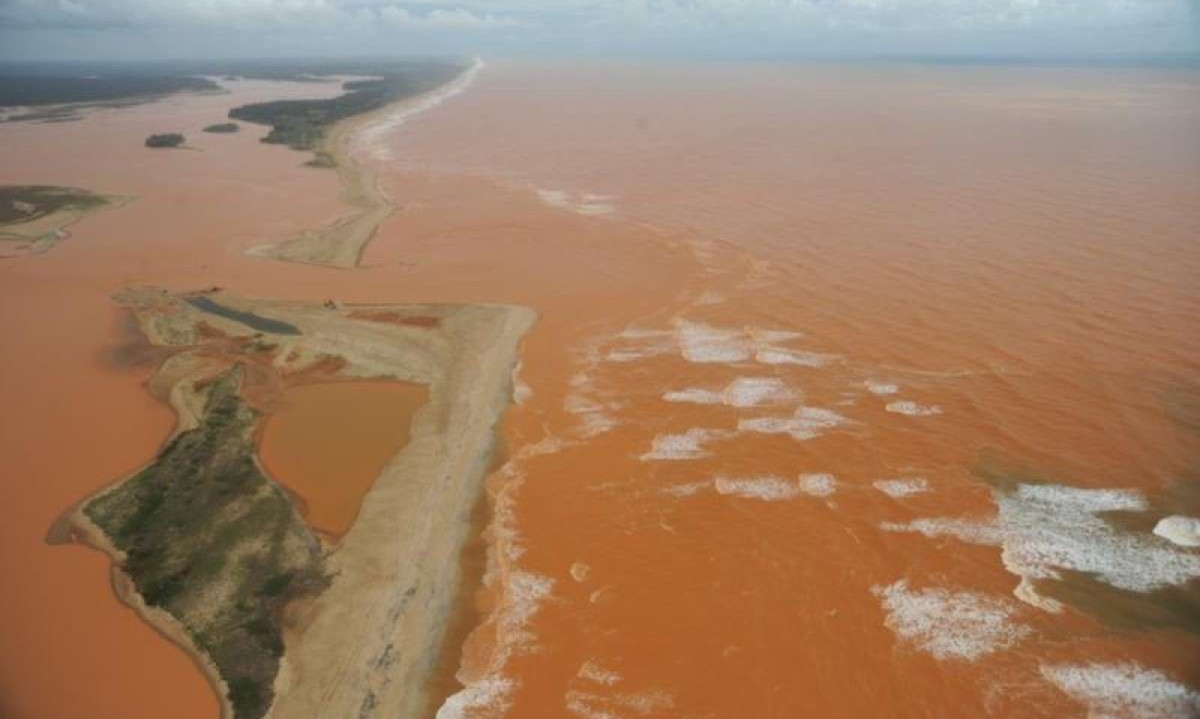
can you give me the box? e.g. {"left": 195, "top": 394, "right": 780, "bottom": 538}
{"left": 377, "top": 5, "right": 521, "bottom": 29}
{"left": 0, "top": 0, "right": 1195, "bottom": 57}
{"left": 0, "top": 0, "right": 522, "bottom": 29}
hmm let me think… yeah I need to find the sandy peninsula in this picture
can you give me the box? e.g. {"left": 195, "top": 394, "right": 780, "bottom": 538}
{"left": 54, "top": 286, "right": 534, "bottom": 719}
{"left": 0, "top": 185, "right": 129, "bottom": 258}
{"left": 245, "top": 61, "right": 478, "bottom": 269}
{"left": 245, "top": 111, "right": 394, "bottom": 268}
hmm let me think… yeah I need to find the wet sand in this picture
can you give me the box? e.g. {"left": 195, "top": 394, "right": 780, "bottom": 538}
{"left": 2, "top": 60, "right": 1198, "bottom": 719}
{"left": 259, "top": 381, "right": 429, "bottom": 538}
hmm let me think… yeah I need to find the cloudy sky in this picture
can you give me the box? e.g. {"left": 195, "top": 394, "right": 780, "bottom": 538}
{"left": 1, "top": 0, "right": 1197, "bottom": 61}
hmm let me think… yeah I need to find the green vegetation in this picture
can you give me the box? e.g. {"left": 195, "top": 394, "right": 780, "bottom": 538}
{"left": 85, "top": 369, "right": 326, "bottom": 719}
{"left": 0, "top": 185, "right": 108, "bottom": 225}
{"left": 204, "top": 122, "right": 240, "bottom": 133}
{"left": 228, "top": 61, "right": 464, "bottom": 152}
{"left": 145, "top": 133, "right": 185, "bottom": 148}
{"left": 0, "top": 74, "right": 218, "bottom": 109}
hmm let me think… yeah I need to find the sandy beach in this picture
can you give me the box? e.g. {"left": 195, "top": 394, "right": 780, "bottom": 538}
{"left": 247, "top": 60, "right": 481, "bottom": 268}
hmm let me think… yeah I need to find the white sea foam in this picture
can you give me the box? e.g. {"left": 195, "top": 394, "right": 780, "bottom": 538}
{"left": 662, "top": 388, "right": 724, "bottom": 405}
{"left": 436, "top": 677, "right": 515, "bottom": 719}
{"left": 886, "top": 401, "right": 942, "bottom": 416}
{"left": 499, "top": 570, "right": 555, "bottom": 652}
{"left": 578, "top": 661, "right": 622, "bottom": 687}
{"left": 661, "top": 480, "right": 712, "bottom": 498}
{"left": 715, "top": 475, "right": 800, "bottom": 501}
{"left": 536, "top": 189, "right": 570, "bottom": 209}
{"left": 865, "top": 381, "right": 900, "bottom": 395}
{"left": 872, "top": 580, "right": 1031, "bottom": 661}
{"left": 578, "top": 193, "right": 616, "bottom": 216}
{"left": 564, "top": 697, "right": 616, "bottom": 719}
{"left": 604, "top": 349, "right": 642, "bottom": 363}
{"left": 536, "top": 189, "right": 615, "bottom": 217}
{"left": 749, "top": 328, "right": 805, "bottom": 343}
{"left": 564, "top": 394, "right": 618, "bottom": 438}
{"left": 724, "top": 377, "right": 795, "bottom": 407}
{"left": 1040, "top": 662, "right": 1200, "bottom": 719}
{"left": 511, "top": 361, "right": 531, "bottom": 404}
{"left": 739, "top": 406, "right": 847, "bottom": 441}
{"left": 1154, "top": 516, "right": 1200, "bottom": 547}
{"left": 883, "top": 483, "right": 1200, "bottom": 602}
{"left": 663, "top": 377, "right": 794, "bottom": 407}
{"left": 618, "top": 327, "right": 674, "bottom": 340}
{"left": 675, "top": 321, "right": 753, "bottom": 363}
{"left": 755, "top": 347, "right": 832, "bottom": 367}
{"left": 357, "top": 57, "right": 485, "bottom": 160}
{"left": 436, "top": 546, "right": 553, "bottom": 719}
{"left": 874, "top": 477, "right": 929, "bottom": 498}
{"left": 799, "top": 473, "right": 838, "bottom": 497}
{"left": 566, "top": 686, "right": 674, "bottom": 719}
{"left": 640, "top": 428, "right": 730, "bottom": 461}
{"left": 437, "top": 435, "right": 562, "bottom": 719}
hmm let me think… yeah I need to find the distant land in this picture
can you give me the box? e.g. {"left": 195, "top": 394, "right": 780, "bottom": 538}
{"left": 226, "top": 59, "right": 465, "bottom": 156}
{"left": 0, "top": 58, "right": 465, "bottom": 128}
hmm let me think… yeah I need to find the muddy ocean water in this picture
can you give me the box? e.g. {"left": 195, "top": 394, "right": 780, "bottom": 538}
{"left": 0, "top": 60, "right": 1197, "bottom": 719}
{"left": 373, "top": 61, "right": 1200, "bottom": 719}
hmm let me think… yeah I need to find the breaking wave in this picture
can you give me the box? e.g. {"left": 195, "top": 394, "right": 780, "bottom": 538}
{"left": 872, "top": 579, "right": 1031, "bottom": 661}
{"left": 1040, "top": 662, "right": 1200, "bottom": 719}
{"left": 882, "top": 483, "right": 1200, "bottom": 610}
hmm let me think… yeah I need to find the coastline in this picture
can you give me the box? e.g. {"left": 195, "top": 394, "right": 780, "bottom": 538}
{"left": 266, "top": 301, "right": 536, "bottom": 719}
{"left": 0, "top": 192, "right": 131, "bottom": 258}
{"left": 246, "top": 60, "right": 482, "bottom": 269}
{"left": 57, "top": 288, "right": 535, "bottom": 719}
{"left": 48, "top": 505, "right": 236, "bottom": 719}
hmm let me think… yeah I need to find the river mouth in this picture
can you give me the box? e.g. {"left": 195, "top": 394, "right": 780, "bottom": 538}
{"left": 258, "top": 380, "right": 429, "bottom": 539}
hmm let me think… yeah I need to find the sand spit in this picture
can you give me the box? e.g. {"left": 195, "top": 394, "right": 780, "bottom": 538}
{"left": 247, "top": 64, "right": 475, "bottom": 269}
{"left": 246, "top": 110, "right": 392, "bottom": 268}
{"left": 0, "top": 186, "right": 129, "bottom": 258}
{"left": 48, "top": 503, "right": 236, "bottom": 719}
{"left": 57, "top": 287, "right": 535, "bottom": 719}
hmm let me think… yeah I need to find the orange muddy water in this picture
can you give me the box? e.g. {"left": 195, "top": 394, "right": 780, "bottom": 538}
{"left": 259, "top": 381, "right": 427, "bottom": 538}
{"left": 1, "top": 60, "right": 1198, "bottom": 719}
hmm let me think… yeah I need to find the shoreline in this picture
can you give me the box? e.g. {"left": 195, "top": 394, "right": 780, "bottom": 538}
{"left": 246, "top": 60, "right": 482, "bottom": 269}
{"left": 48, "top": 505, "right": 236, "bottom": 719}
{"left": 266, "top": 298, "right": 535, "bottom": 719}
{"left": 57, "top": 288, "right": 535, "bottom": 719}
{"left": 0, "top": 191, "right": 131, "bottom": 259}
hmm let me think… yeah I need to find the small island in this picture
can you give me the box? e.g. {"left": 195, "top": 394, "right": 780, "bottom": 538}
{"left": 145, "top": 133, "right": 185, "bottom": 148}
{"left": 0, "top": 184, "right": 124, "bottom": 257}
{"left": 203, "top": 122, "right": 240, "bottom": 133}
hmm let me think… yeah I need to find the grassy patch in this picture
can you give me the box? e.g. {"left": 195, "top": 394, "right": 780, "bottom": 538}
{"left": 0, "top": 185, "right": 108, "bottom": 226}
{"left": 228, "top": 61, "right": 464, "bottom": 153}
{"left": 85, "top": 368, "right": 325, "bottom": 719}
{"left": 0, "top": 74, "right": 218, "bottom": 108}
{"left": 204, "top": 122, "right": 240, "bottom": 133}
{"left": 145, "top": 133, "right": 185, "bottom": 148}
